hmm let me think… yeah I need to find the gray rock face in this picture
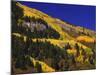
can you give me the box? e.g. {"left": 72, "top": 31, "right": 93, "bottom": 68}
{"left": 22, "top": 21, "right": 47, "bottom": 32}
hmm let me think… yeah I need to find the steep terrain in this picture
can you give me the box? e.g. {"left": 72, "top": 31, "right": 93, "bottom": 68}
{"left": 11, "top": 1, "right": 96, "bottom": 74}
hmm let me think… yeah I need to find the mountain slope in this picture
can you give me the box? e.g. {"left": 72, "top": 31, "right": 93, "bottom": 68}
{"left": 11, "top": 1, "right": 96, "bottom": 74}
{"left": 16, "top": 2, "right": 96, "bottom": 49}
{"left": 17, "top": 2, "right": 95, "bottom": 40}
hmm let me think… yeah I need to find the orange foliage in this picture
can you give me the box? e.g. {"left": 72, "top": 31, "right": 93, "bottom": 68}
{"left": 77, "top": 36, "right": 95, "bottom": 43}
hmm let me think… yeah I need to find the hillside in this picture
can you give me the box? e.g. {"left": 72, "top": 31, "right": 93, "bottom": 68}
{"left": 11, "top": 1, "right": 96, "bottom": 74}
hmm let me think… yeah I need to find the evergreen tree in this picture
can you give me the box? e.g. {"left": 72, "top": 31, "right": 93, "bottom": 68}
{"left": 35, "top": 62, "right": 42, "bottom": 73}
